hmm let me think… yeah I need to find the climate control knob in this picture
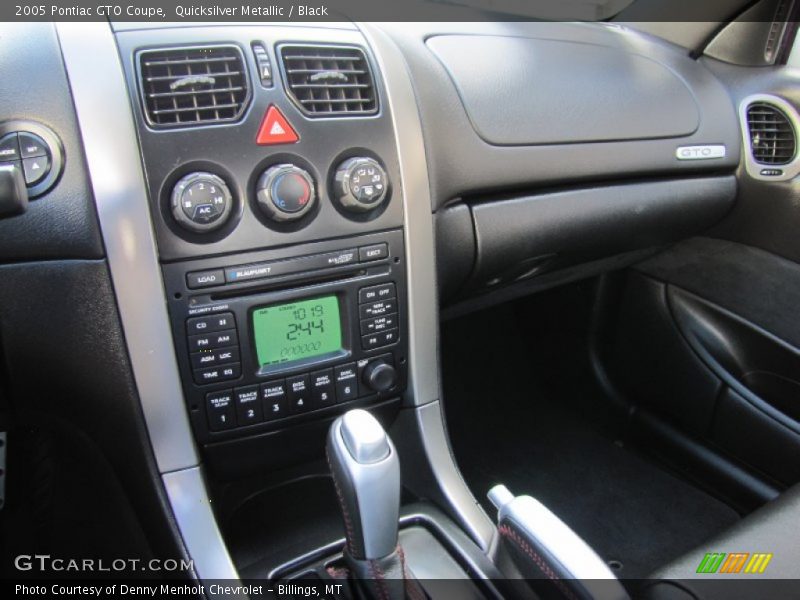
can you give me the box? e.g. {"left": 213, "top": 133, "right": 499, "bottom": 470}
{"left": 256, "top": 164, "right": 316, "bottom": 222}
{"left": 170, "top": 172, "right": 233, "bottom": 233}
{"left": 334, "top": 157, "right": 389, "bottom": 213}
{"left": 362, "top": 360, "right": 397, "bottom": 393}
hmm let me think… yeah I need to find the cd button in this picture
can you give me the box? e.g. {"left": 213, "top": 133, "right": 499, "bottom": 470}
{"left": 186, "top": 312, "right": 236, "bottom": 335}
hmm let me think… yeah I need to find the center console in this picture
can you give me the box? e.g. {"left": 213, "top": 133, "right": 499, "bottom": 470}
{"left": 58, "top": 19, "right": 497, "bottom": 594}
{"left": 111, "top": 25, "right": 409, "bottom": 460}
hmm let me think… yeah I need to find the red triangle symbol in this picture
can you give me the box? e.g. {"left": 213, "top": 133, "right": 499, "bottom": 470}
{"left": 256, "top": 105, "right": 299, "bottom": 145}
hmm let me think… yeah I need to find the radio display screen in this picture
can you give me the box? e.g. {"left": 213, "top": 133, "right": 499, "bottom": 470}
{"left": 252, "top": 295, "right": 343, "bottom": 367}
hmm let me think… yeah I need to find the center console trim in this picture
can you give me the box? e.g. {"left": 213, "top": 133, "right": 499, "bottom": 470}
{"left": 57, "top": 22, "right": 239, "bottom": 582}
{"left": 359, "top": 23, "right": 496, "bottom": 551}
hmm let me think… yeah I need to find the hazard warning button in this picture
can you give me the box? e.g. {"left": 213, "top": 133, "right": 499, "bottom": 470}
{"left": 256, "top": 105, "right": 299, "bottom": 145}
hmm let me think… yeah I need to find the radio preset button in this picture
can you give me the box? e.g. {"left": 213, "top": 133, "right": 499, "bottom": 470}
{"left": 190, "top": 346, "right": 240, "bottom": 370}
{"left": 186, "top": 312, "right": 236, "bottom": 335}
{"left": 359, "top": 283, "right": 396, "bottom": 304}
{"left": 186, "top": 269, "right": 225, "bottom": 289}
{"left": 206, "top": 390, "right": 236, "bottom": 431}
{"left": 362, "top": 329, "right": 399, "bottom": 350}
{"left": 234, "top": 385, "right": 263, "bottom": 426}
{"left": 359, "top": 243, "right": 389, "bottom": 262}
{"left": 310, "top": 369, "right": 335, "bottom": 406}
{"left": 360, "top": 313, "right": 397, "bottom": 336}
{"left": 188, "top": 329, "right": 238, "bottom": 352}
{"left": 334, "top": 364, "right": 358, "bottom": 403}
{"left": 359, "top": 299, "right": 396, "bottom": 320}
{"left": 261, "top": 380, "right": 288, "bottom": 420}
{"left": 287, "top": 374, "right": 312, "bottom": 413}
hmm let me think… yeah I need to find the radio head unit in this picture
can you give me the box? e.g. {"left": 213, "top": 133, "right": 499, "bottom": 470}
{"left": 162, "top": 229, "right": 408, "bottom": 445}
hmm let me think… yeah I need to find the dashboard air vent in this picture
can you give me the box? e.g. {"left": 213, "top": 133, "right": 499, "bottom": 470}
{"left": 280, "top": 45, "right": 377, "bottom": 117}
{"left": 139, "top": 46, "right": 249, "bottom": 127}
{"left": 746, "top": 102, "right": 796, "bottom": 165}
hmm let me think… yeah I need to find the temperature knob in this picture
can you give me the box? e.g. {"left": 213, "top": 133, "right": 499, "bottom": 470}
{"left": 170, "top": 172, "right": 233, "bottom": 233}
{"left": 334, "top": 157, "right": 388, "bottom": 213}
{"left": 257, "top": 164, "right": 316, "bottom": 222}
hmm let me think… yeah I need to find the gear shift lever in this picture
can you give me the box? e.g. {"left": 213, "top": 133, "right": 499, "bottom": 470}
{"left": 327, "top": 410, "right": 423, "bottom": 600}
{"left": 326, "top": 409, "right": 400, "bottom": 560}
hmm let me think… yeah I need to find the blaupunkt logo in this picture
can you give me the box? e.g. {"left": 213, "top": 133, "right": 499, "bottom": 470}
{"left": 696, "top": 552, "right": 773, "bottom": 574}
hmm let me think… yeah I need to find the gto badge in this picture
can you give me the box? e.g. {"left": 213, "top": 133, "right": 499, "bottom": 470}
{"left": 676, "top": 145, "right": 726, "bottom": 160}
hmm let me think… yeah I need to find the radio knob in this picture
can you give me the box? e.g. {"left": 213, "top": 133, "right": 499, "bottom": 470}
{"left": 362, "top": 360, "right": 397, "bottom": 393}
{"left": 170, "top": 172, "right": 233, "bottom": 233}
{"left": 334, "top": 157, "right": 389, "bottom": 213}
{"left": 257, "top": 164, "right": 316, "bottom": 222}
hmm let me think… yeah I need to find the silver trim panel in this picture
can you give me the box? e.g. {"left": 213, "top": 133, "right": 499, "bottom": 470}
{"left": 57, "top": 23, "right": 240, "bottom": 584}
{"left": 360, "top": 23, "right": 496, "bottom": 552}
{"left": 57, "top": 22, "right": 198, "bottom": 475}
{"left": 163, "top": 467, "right": 240, "bottom": 581}
{"left": 739, "top": 94, "right": 800, "bottom": 182}
{"left": 359, "top": 23, "right": 440, "bottom": 407}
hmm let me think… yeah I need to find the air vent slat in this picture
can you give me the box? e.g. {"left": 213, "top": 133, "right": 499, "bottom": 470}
{"left": 747, "top": 102, "right": 796, "bottom": 165}
{"left": 139, "top": 45, "right": 249, "bottom": 127}
{"left": 280, "top": 45, "right": 377, "bottom": 117}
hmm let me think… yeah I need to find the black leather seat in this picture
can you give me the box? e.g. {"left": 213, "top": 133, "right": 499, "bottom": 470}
{"left": 640, "top": 484, "right": 800, "bottom": 600}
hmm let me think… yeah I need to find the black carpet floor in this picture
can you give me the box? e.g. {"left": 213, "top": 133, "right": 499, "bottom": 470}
{"left": 441, "top": 284, "right": 740, "bottom": 580}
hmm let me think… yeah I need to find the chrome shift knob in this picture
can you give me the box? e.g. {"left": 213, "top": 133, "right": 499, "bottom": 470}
{"left": 327, "top": 409, "right": 401, "bottom": 560}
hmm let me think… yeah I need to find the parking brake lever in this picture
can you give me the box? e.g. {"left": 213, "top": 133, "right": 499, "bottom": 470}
{"left": 489, "top": 484, "right": 629, "bottom": 600}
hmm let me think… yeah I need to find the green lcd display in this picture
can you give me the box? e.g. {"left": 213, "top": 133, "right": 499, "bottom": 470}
{"left": 252, "top": 295, "right": 343, "bottom": 367}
